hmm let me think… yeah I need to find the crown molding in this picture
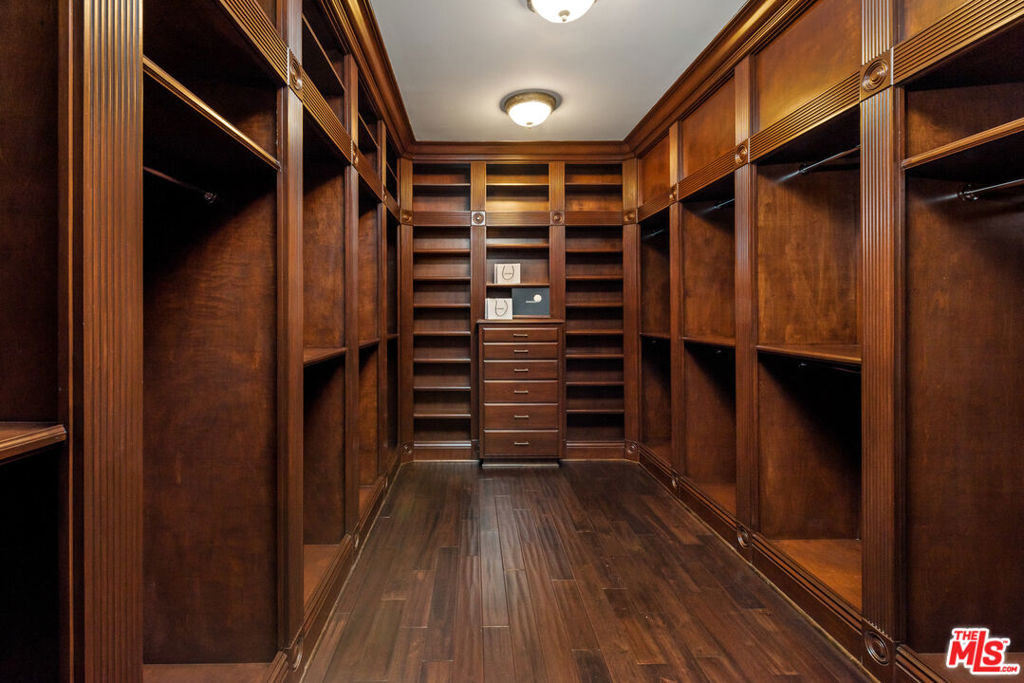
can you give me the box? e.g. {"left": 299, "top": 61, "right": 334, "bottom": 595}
{"left": 409, "top": 140, "right": 632, "bottom": 162}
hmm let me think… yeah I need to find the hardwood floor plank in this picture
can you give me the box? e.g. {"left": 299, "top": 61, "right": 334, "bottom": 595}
{"left": 385, "top": 627, "right": 426, "bottom": 683}
{"left": 418, "top": 660, "right": 451, "bottom": 683}
{"left": 482, "top": 627, "right": 516, "bottom": 683}
{"left": 425, "top": 546, "right": 460, "bottom": 660}
{"left": 351, "top": 599, "right": 405, "bottom": 681}
{"left": 504, "top": 569, "right": 546, "bottom": 682}
{"left": 481, "top": 530, "right": 510, "bottom": 627}
{"left": 573, "top": 649, "right": 614, "bottom": 683}
{"left": 451, "top": 556, "right": 484, "bottom": 683}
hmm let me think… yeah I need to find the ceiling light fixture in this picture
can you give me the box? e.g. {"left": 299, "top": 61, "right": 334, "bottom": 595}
{"left": 527, "top": 0, "right": 596, "bottom": 24}
{"left": 501, "top": 91, "right": 559, "bottom": 128}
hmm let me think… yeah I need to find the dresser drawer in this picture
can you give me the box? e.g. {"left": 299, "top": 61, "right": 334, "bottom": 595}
{"left": 483, "top": 403, "right": 558, "bottom": 430}
{"left": 483, "top": 380, "right": 560, "bottom": 403}
{"left": 483, "top": 360, "right": 558, "bottom": 380}
{"left": 482, "top": 342, "right": 559, "bottom": 360}
{"left": 481, "top": 327, "right": 559, "bottom": 343}
{"left": 484, "top": 430, "right": 560, "bottom": 457}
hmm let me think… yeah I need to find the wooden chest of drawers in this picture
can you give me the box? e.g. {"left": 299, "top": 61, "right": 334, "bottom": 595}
{"left": 478, "top": 320, "right": 564, "bottom": 461}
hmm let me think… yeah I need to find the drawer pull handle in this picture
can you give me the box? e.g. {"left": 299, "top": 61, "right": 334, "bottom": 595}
{"left": 513, "top": 349, "right": 529, "bottom": 354}
{"left": 513, "top": 415, "right": 530, "bottom": 420}
{"left": 514, "top": 441, "right": 530, "bottom": 446}
{"left": 513, "top": 368, "right": 530, "bottom": 373}
{"left": 512, "top": 333, "right": 529, "bottom": 338}
{"left": 513, "top": 390, "right": 529, "bottom": 394}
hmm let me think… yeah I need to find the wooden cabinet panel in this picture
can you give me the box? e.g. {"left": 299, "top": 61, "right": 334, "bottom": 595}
{"left": 482, "top": 381, "right": 560, "bottom": 404}
{"left": 481, "top": 327, "right": 559, "bottom": 343}
{"left": 483, "top": 404, "right": 559, "bottom": 430}
{"left": 482, "top": 430, "right": 560, "bottom": 457}
{"left": 482, "top": 342, "right": 559, "bottom": 360}
{"left": 483, "top": 360, "right": 558, "bottom": 380}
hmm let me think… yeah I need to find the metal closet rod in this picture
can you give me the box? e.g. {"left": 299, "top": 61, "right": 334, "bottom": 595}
{"left": 958, "top": 177, "right": 1024, "bottom": 201}
{"left": 798, "top": 145, "right": 861, "bottom": 175}
{"left": 641, "top": 226, "right": 668, "bottom": 241}
{"left": 144, "top": 166, "right": 218, "bottom": 204}
{"left": 711, "top": 197, "right": 735, "bottom": 211}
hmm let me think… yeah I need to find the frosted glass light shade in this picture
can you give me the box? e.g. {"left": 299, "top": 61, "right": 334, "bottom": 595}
{"left": 502, "top": 92, "right": 558, "bottom": 128}
{"left": 527, "top": 0, "right": 596, "bottom": 23}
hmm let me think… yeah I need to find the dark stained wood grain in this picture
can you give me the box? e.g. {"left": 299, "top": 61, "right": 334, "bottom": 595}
{"left": 302, "top": 463, "right": 869, "bottom": 682}
{"left": 682, "top": 199, "right": 736, "bottom": 340}
{"left": 143, "top": 175, "right": 279, "bottom": 663}
{"left": 682, "top": 78, "right": 737, "bottom": 177}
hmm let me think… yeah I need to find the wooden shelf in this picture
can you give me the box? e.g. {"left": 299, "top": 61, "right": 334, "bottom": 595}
{"left": 413, "top": 248, "right": 470, "bottom": 255}
{"left": 566, "top": 181, "right": 623, "bottom": 188}
{"left": 486, "top": 243, "right": 550, "bottom": 250}
{"left": 566, "top": 353, "right": 624, "bottom": 360}
{"left": 903, "top": 117, "right": 1024, "bottom": 173}
{"left": 413, "top": 385, "right": 471, "bottom": 392}
{"left": 566, "top": 381, "right": 625, "bottom": 387}
{"left": 485, "top": 181, "right": 549, "bottom": 188}
{"left": 640, "top": 331, "right": 671, "bottom": 340}
{"left": 567, "top": 408, "right": 626, "bottom": 415}
{"left": 566, "top": 274, "right": 624, "bottom": 281}
{"left": 412, "top": 358, "right": 471, "bottom": 364}
{"left": 413, "top": 182, "right": 471, "bottom": 188}
{"left": 771, "top": 538, "right": 862, "bottom": 610}
{"left": 683, "top": 335, "right": 736, "bottom": 348}
{"left": 566, "top": 248, "right": 623, "bottom": 254}
{"left": 413, "top": 331, "right": 471, "bottom": 337}
{"left": 756, "top": 343, "right": 861, "bottom": 366}
{"left": 303, "top": 347, "right": 346, "bottom": 366}
{"left": 413, "top": 413, "right": 471, "bottom": 420}
{"left": 412, "top": 303, "right": 471, "bottom": 309}
{"left": 0, "top": 423, "right": 67, "bottom": 465}
{"left": 413, "top": 275, "right": 471, "bottom": 282}
{"left": 566, "top": 329, "right": 624, "bottom": 336}
{"left": 566, "top": 302, "right": 623, "bottom": 308}
{"left": 486, "top": 282, "right": 550, "bottom": 288}
{"left": 358, "top": 338, "right": 381, "bottom": 349}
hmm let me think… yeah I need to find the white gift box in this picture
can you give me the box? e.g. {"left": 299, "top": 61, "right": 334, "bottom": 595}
{"left": 493, "top": 263, "right": 521, "bottom": 285}
{"left": 485, "top": 298, "right": 513, "bottom": 320}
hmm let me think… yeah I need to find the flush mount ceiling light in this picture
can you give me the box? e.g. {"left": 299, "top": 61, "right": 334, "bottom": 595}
{"left": 527, "top": 0, "right": 596, "bottom": 23}
{"left": 501, "top": 91, "right": 559, "bottom": 128}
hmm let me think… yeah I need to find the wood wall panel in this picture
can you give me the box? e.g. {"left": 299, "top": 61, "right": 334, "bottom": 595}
{"left": 682, "top": 78, "right": 737, "bottom": 177}
{"left": 898, "top": 0, "right": 970, "bottom": 40}
{"left": 755, "top": 0, "right": 861, "bottom": 131}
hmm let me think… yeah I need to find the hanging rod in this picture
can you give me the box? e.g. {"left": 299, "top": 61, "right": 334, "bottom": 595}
{"left": 958, "top": 177, "right": 1024, "bottom": 201}
{"left": 711, "top": 197, "right": 735, "bottom": 211}
{"left": 144, "top": 166, "right": 218, "bottom": 204}
{"left": 798, "top": 145, "right": 860, "bottom": 175}
{"left": 641, "top": 227, "right": 668, "bottom": 241}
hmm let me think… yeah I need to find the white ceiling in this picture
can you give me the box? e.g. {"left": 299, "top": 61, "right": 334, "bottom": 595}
{"left": 368, "top": 0, "right": 749, "bottom": 142}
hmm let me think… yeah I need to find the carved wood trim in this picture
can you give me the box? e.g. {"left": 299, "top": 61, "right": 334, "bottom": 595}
{"left": 301, "top": 67, "right": 354, "bottom": 164}
{"left": 749, "top": 72, "right": 861, "bottom": 161}
{"left": 892, "top": 0, "right": 1024, "bottom": 84}
{"left": 220, "top": 0, "right": 290, "bottom": 82}
{"left": 860, "top": 49, "right": 893, "bottom": 100}
{"left": 677, "top": 149, "right": 741, "bottom": 201}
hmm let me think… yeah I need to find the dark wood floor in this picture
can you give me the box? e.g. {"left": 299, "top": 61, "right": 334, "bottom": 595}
{"left": 303, "top": 462, "right": 869, "bottom": 682}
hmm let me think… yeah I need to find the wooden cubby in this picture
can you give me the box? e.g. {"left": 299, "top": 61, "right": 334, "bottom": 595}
{"left": 565, "top": 163, "right": 623, "bottom": 214}
{"left": 639, "top": 211, "right": 671, "bottom": 337}
{"left": 357, "top": 80, "right": 381, "bottom": 173}
{"left": 639, "top": 336, "right": 672, "bottom": 468}
{"left": 683, "top": 344, "right": 736, "bottom": 514}
{"left": 486, "top": 163, "right": 550, "bottom": 213}
{"left": 0, "top": 447, "right": 60, "bottom": 681}
{"left": 486, "top": 225, "right": 552, "bottom": 307}
{"left": 358, "top": 180, "right": 381, "bottom": 345}
{"left": 142, "top": 89, "right": 280, "bottom": 668}
{"left": 639, "top": 135, "right": 672, "bottom": 208}
{"left": 357, "top": 346, "right": 380, "bottom": 517}
{"left": 757, "top": 353, "right": 862, "bottom": 610}
{"left": 144, "top": 0, "right": 280, "bottom": 155}
{"left": 682, "top": 180, "right": 735, "bottom": 346}
{"left": 412, "top": 163, "right": 471, "bottom": 214}
{"left": 302, "top": 0, "right": 348, "bottom": 123}
{"left": 755, "top": 110, "right": 861, "bottom": 363}
{"left": 302, "top": 357, "right": 346, "bottom": 606}
{"left": 901, "top": 23, "right": 1024, "bottom": 660}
